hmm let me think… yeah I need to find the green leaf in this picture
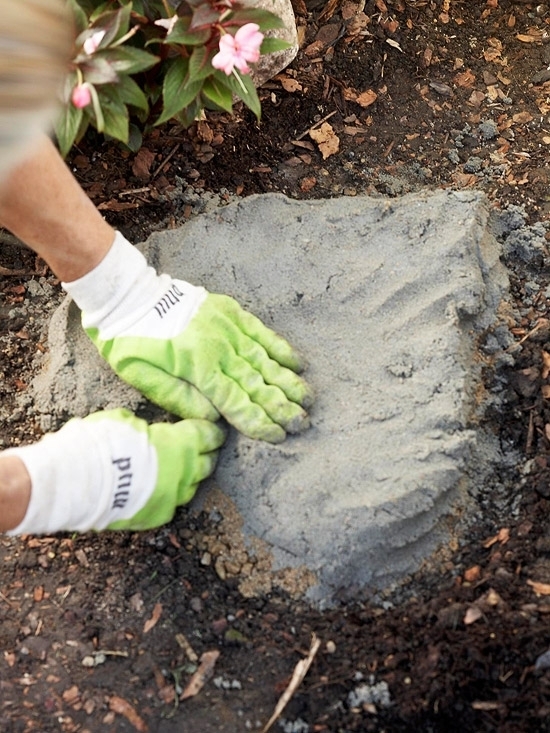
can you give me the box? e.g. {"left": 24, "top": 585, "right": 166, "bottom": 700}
{"left": 174, "top": 96, "right": 203, "bottom": 128}
{"left": 155, "top": 56, "right": 202, "bottom": 126}
{"left": 99, "top": 5, "right": 131, "bottom": 47}
{"left": 100, "top": 95, "right": 130, "bottom": 142}
{"left": 66, "top": 0, "right": 88, "bottom": 33}
{"left": 130, "top": 0, "right": 147, "bottom": 15}
{"left": 165, "top": 19, "right": 211, "bottom": 46}
{"left": 89, "top": 83, "right": 105, "bottom": 132}
{"left": 115, "top": 75, "right": 149, "bottom": 111}
{"left": 202, "top": 75, "right": 233, "bottom": 113}
{"left": 108, "top": 46, "right": 159, "bottom": 74}
{"left": 189, "top": 4, "right": 220, "bottom": 29}
{"left": 54, "top": 103, "right": 84, "bottom": 158}
{"left": 80, "top": 56, "right": 119, "bottom": 85}
{"left": 260, "top": 37, "right": 292, "bottom": 54}
{"left": 89, "top": 2, "right": 114, "bottom": 23}
{"left": 223, "top": 70, "right": 261, "bottom": 119}
{"left": 126, "top": 123, "right": 143, "bottom": 153}
{"left": 226, "top": 8, "right": 285, "bottom": 31}
{"left": 188, "top": 46, "right": 215, "bottom": 83}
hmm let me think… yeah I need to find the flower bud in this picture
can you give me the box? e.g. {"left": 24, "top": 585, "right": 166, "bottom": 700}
{"left": 71, "top": 82, "right": 92, "bottom": 109}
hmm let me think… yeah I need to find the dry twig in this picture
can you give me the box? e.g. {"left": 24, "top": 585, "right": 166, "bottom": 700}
{"left": 261, "top": 634, "right": 321, "bottom": 733}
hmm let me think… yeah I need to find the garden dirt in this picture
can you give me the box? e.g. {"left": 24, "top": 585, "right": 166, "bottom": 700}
{"left": 4, "top": 1, "right": 550, "bottom": 731}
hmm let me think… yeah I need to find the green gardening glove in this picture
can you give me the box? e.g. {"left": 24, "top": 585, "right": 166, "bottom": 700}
{"left": 5, "top": 408, "right": 225, "bottom": 535}
{"left": 63, "top": 233, "right": 313, "bottom": 443}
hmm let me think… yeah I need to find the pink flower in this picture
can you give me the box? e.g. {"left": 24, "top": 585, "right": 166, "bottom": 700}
{"left": 212, "top": 23, "right": 264, "bottom": 76}
{"left": 72, "top": 82, "right": 92, "bottom": 109}
{"left": 83, "top": 30, "right": 106, "bottom": 55}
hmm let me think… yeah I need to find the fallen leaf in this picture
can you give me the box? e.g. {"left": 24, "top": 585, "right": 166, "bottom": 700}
{"left": 143, "top": 602, "right": 162, "bottom": 634}
{"left": 528, "top": 579, "right": 550, "bottom": 596}
{"left": 542, "top": 351, "right": 550, "bottom": 379}
{"left": 132, "top": 148, "right": 156, "bottom": 179}
{"left": 181, "top": 650, "right": 220, "bottom": 699}
{"left": 109, "top": 696, "right": 148, "bottom": 732}
{"left": 309, "top": 123, "right": 340, "bottom": 159}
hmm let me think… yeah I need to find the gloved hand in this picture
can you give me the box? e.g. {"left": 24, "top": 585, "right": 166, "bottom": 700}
{"left": 63, "top": 233, "right": 313, "bottom": 444}
{"left": 5, "top": 408, "right": 225, "bottom": 535}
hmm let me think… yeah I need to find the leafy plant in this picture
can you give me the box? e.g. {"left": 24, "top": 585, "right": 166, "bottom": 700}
{"left": 56, "top": 0, "right": 291, "bottom": 156}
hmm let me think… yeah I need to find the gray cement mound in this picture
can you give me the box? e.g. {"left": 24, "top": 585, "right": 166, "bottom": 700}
{"left": 29, "top": 190, "right": 514, "bottom": 605}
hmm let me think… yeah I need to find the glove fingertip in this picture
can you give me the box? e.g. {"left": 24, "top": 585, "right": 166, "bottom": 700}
{"left": 284, "top": 411, "right": 311, "bottom": 435}
{"left": 261, "top": 424, "right": 287, "bottom": 444}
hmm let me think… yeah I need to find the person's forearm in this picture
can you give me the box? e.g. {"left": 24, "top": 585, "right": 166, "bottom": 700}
{"left": 0, "top": 135, "right": 114, "bottom": 281}
{"left": 0, "top": 455, "right": 31, "bottom": 532}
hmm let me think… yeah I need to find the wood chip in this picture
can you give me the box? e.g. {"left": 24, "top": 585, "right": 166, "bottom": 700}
{"left": 143, "top": 602, "right": 162, "bottom": 634}
{"left": 109, "top": 696, "right": 148, "bottom": 732}
{"left": 513, "top": 111, "right": 533, "bottom": 124}
{"left": 464, "top": 606, "right": 483, "bottom": 625}
{"left": 309, "top": 123, "right": 340, "bottom": 159}
{"left": 343, "top": 87, "right": 378, "bottom": 108}
{"left": 180, "top": 650, "right": 220, "bottom": 700}
{"left": 280, "top": 77, "right": 303, "bottom": 93}
{"left": 472, "top": 701, "right": 504, "bottom": 711}
{"left": 464, "top": 565, "right": 481, "bottom": 582}
{"left": 131, "top": 148, "right": 156, "bottom": 180}
{"left": 528, "top": 579, "right": 550, "bottom": 596}
{"left": 175, "top": 632, "right": 199, "bottom": 663}
{"left": 454, "top": 69, "right": 476, "bottom": 88}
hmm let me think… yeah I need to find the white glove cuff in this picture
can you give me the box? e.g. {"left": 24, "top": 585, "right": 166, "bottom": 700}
{"left": 62, "top": 231, "right": 151, "bottom": 325}
{"left": 62, "top": 231, "right": 207, "bottom": 340}
{"left": 4, "top": 417, "right": 157, "bottom": 535}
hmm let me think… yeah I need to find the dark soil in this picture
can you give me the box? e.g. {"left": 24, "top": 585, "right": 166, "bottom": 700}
{"left": 4, "top": 1, "right": 550, "bottom": 731}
